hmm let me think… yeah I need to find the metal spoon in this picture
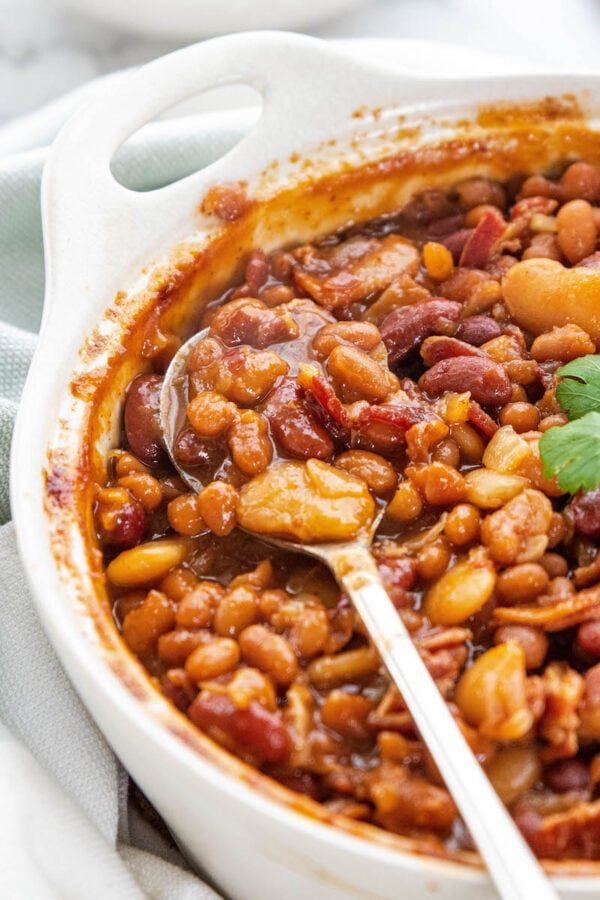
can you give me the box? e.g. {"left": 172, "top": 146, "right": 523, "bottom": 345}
{"left": 160, "top": 330, "right": 558, "bottom": 900}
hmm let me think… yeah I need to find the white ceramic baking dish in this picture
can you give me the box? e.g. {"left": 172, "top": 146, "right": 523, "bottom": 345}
{"left": 11, "top": 31, "right": 600, "bottom": 899}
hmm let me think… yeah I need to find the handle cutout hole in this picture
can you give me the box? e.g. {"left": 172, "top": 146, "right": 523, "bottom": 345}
{"left": 110, "top": 84, "right": 262, "bottom": 192}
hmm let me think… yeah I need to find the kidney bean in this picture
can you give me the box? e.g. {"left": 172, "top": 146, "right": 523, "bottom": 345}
{"left": 189, "top": 691, "right": 291, "bottom": 763}
{"left": 546, "top": 759, "right": 590, "bottom": 793}
{"left": 95, "top": 486, "right": 145, "bottom": 549}
{"left": 380, "top": 299, "right": 461, "bottom": 365}
{"left": 161, "top": 668, "right": 197, "bottom": 712}
{"left": 124, "top": 374, "right": 166, "bottom": 467}
{"left": 174, "top": 427, "right": 226, "bottom": 470}
{"left": 209, "top": 298, "right": 299, "bottom": 348}
{"left": 568, "top": 489, "right": 600, "bottom": 538}
{"left": 455, "top": 315, "right": 502, "bottom": 346}
{"left": 419, "top": 356, "right": 512, "bottom": 406}
{"left": 262, "top": 379, "right": 333, "bottom": 460}
{"left": 576, "top": 621, "right": 600, "bottom": 657}
{"left": 441, "top": 228, "right": 472, "bottom": 261}
{"left": 245, "top": 249, "right": 269, "bottom": 294}
{"left": 420, "top": 335, "right": 484, "bottom": 366}
{"left": 267, "top": 767, "right": 322, "bottom": 800}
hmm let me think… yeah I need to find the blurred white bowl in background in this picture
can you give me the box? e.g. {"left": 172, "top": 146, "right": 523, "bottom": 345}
{"left": 56, "top": 0, "right": 371, "bottom": 38}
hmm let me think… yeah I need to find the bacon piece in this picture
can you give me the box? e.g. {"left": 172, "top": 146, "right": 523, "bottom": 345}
{"left": 518, "top": 799, "right": 600, "bottom": 860}
{"left": 510, "top": 196, "right": 558, "bottom": 223}
{"left": 293, "top": 235, "right": 420, "bottom": 309}
{"left": 494, "top": 584, "right": 600, "bottom": 632}
{"left": 459, "top": 211, "right": 506, "bottom": 269}
{"left": 307, "top": 372, "right": 349, "bottom": 428}
{"left": 380, "top": 299, "right": 461, "bottom": 365}
{"left": 538, "top": 663, "right": 584, "bottom": 761}
{"left": 355, "top": 401, "right": 437, "bottom": 433}
{"left": 468, "top": 400, "right": 499, "bottom": 438}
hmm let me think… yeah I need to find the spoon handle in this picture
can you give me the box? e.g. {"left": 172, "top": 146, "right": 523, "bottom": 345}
{"left": 330, "top": 545, "right": 558, "bottom": 900}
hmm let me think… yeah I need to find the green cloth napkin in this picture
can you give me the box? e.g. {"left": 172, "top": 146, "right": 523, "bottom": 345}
{"left": 0, "top": 115, "right": 249, "bottom": 523}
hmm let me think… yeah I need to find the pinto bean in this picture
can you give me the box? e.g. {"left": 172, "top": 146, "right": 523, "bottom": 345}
{"left": 187, "top": 391, "right": 238, "bottom": 437}
{"left": 481, "top": 489, "right": 553, "bottom": 566}
{"left": 197, "top": 481, "right": 238, "bottom": 536}
{"left": 576, "top": 620, "right": 600, "bottom": 657}
{"left": 419, "top": 356, "right": 512, "bottom": 406}
{"left": 124, "top": 374, "right": 166, "bottom": 467}
{"left": 380, "top": 299, "right": 461, "bottom": 365}
{"left": 209, "top": 297, "right": 299, "bottom": 348}
{"left": 122, "top": 590, "right": 175, "bottom": 656}
{"left": 334, "top": 450, "right": 396, "bottom": 495}
{"left": 227, "top": 410, "right": 273, "bottom": 476}
{"left": 561, "top": 161, "right": 600, "bottom": 201}
{"left": 455, "top": 315, "right": 502, "bottom": 346}
{"left": 556, "top": 199, "right": 597, "bottom": 264}
{"left": 494, "top": 625, "right": 548, "bottom": 670}
{"left": 496, "top": 564, "right": 550, "bottom": 603}
{"left": 214, "top": 348, "right": 288, "bottom": 406}
{"left": 262, "top": 379, "right": 334, "bottom": 460}
{"left": 456, "top": 177, "right": 506, "bottom": 210}
{"left": 312, "top": 321, "right": 381, "bottom": 357}
{"left": 185, "top": 638, "right": 240, "bottom": 682}
{"left": 327, "top": 344, "right": 391, "bottom": 403}
{"left": 239, "top": 624, "right": 298, "bottom": 686}
{"left": 530, "top": 324, "right": 595, "bottom": 363}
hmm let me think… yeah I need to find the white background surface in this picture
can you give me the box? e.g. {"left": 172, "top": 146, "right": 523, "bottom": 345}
{"left": 2, "top": 0, "right": 600, "bottom": 126}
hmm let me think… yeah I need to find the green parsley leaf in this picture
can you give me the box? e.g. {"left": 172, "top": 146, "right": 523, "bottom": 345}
{"left": 540, "top": 411, "right": 600, "bottom": 493}
{"left": 556, "top": 354, "right": 600, "bottom": 419}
